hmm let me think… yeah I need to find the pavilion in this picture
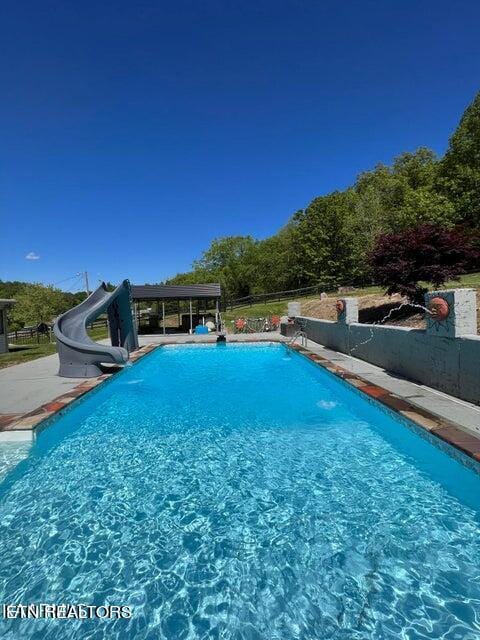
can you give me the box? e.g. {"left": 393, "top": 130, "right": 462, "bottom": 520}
{"left": 130, "top": 284, "right": 222, "bottom": 334}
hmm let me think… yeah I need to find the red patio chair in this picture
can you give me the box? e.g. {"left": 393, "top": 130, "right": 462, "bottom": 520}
{"left": 234, "top": 318, "right": 246, "bottom": 333}
{"left": 271, "top": 315, "right": 281, "bottom": 329}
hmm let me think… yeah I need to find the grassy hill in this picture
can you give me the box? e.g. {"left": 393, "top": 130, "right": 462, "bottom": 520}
{"left": 222, "top": 272, "right": 480, "bottom": 330}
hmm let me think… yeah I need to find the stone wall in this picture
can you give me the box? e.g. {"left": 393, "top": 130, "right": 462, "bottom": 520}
{"left": 283, "top": 289, "right": 480, "bottom": 405}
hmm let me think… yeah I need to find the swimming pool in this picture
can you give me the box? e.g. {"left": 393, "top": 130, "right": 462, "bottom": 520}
{"left": 1, "top": 342, "right": 479, "bottom": 639}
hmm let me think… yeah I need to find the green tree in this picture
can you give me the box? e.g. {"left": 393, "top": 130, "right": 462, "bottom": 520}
{"left": 9, "top": 283, "right": 66, "bottom": 329}
{"left": 354, "top": 148, "right": 455, "bottom": 234}
{"left": 192, "top": 236, "right": 258, "bottom": 299}
{"left": 167, "top": 269, "right": 217, "bottom": 287}
{"left": 251, "top": 224, "right": 300, "bottom": 293}
{"left": 292, "top": 190, "right": 365, "bottom": 287}
{"left": 163, "top": 96, "right": 480, "bottom": 297}
{"left": 438, "top": 91, "right": 480, "bottom": 228}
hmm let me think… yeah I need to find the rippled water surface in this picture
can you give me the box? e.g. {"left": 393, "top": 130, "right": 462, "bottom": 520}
{"left": 0, "top": 439, "right": 31, "bottom": 483}
{"left": 1, "top": 343, "right": 480, "bottom": 640}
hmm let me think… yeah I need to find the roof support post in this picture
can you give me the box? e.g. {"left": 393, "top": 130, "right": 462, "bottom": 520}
{"left": 189, "top": 298, "right": 193, "bottom": 334}
{"left": 162, "top": 301, "right": 166, "bottom": 335}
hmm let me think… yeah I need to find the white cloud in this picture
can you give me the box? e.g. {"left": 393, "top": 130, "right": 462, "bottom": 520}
{"left": 25, "top": 252, "right": 40, "bottom": 260}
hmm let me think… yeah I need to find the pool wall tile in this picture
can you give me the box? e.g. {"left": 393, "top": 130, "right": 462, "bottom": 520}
{"left": 0, "top": 344, "right": 159, "bottom": 436}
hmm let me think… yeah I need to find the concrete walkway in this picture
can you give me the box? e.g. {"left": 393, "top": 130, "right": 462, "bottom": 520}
{"left": 1, "top": 332, "right": 479, "bottom": 440}
{"left": 0, "top": 353, "right": 86, "bottom": 415}
{"left": 137, "top": 332, "right": 286, "bottom": 345}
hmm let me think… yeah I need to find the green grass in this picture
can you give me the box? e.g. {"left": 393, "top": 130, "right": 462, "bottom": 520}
{"left": 0, "top": 342, "right": 58, "bottom": 369}
{"left": 0, "top": 327, "right": 108, "bottom": 370}
{"left": 222, "top": 289, "right": 379, "bottom": 323}
{"left": 222, "top": 299, "right": 296, "bottom": 324}
{"left": 443, "top": 272, "right": 480, "bottom": 289}
{"left": 222, "top": 272, "right": 480, "bottom": 324}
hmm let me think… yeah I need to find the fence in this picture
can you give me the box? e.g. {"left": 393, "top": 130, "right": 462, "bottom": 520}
{"left": 7, "top": 318, "right": 108, "bottom": 345}
{"left": 226, "top": 282, "right": 363, "bottom": 310}
{"left": 225, "top": 269, "right": 480, "bottom": 312}
{"left": 7, "top": 327, "right": 53, "bottom": 345}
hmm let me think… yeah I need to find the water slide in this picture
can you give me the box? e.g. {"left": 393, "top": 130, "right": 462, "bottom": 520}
{"left": 54, "top": 280, "right": 139, "bottom": 378}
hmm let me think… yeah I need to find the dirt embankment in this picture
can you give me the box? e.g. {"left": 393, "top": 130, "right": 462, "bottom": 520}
{"left": 302, "top": 293, "right": 409, "bottom": 323}
{"left": 300, "top": 291, "right": 480, "bottom": 332}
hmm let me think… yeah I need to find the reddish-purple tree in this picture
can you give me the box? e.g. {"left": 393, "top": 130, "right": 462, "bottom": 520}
{"left": 369, "top": 224, "right": 479, "bottom": 302}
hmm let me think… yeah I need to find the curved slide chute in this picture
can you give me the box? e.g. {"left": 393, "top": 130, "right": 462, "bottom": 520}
{"left": 54, "top": 279, "right": 139, "bottom": 378}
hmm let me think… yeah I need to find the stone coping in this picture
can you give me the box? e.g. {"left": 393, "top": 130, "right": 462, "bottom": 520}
{"left": 0, "top": 344, "right": 158, "bottom": 434}
{"left": 289, "top": 343, "right": 480, "bottom": 465}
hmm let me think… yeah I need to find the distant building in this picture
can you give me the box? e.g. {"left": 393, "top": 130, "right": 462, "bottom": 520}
{"left": 0, "top": 300, "right": 15, "bottom": 354}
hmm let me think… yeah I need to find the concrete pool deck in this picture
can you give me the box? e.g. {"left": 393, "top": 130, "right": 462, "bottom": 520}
{"left": 1, "top": 332, "right": 479, "bottom": 462}
{"left": 0, "top": 352, "right": 87, "bottom": 418}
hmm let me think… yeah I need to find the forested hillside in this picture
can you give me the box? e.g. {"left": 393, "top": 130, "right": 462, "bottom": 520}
{"left": 168, "top": 92, "right": 480, "bottom": 299}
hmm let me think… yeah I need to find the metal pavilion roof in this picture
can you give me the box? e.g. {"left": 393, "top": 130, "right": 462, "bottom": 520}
{"left": 131, "top": 284, "right": 221, "bottom": 300}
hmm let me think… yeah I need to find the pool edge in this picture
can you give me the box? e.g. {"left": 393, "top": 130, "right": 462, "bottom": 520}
{"left": 288, "top": 343, "right": 480, "bottom": 470}
{"left": 4, "top": 336, "right": 478, "bottom": 470}
{"left": 0, "top": 344, "right": 160, "bottom": 439}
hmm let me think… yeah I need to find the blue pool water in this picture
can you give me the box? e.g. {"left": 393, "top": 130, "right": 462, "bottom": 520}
{"left": 1, "top": 343, "right": 480, "bottom": 639}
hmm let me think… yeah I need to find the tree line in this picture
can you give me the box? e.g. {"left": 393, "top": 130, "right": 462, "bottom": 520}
{"left": 0, "top": 281, "right": 89, "bottom": 331}
{"left": 168, "top": 92, "right": 480, "bottom": 300}
{"left": 0, "top": 281, "right": 116, "bottom": 331}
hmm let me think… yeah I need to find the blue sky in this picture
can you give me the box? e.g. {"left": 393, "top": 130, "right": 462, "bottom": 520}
{"left": 2, "top": 1, "right": 480, "bottom": 290}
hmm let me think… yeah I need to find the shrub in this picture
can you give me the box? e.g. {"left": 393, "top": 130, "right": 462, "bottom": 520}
{"left": 369, "top": 224, "right": 479, "bottom": 302}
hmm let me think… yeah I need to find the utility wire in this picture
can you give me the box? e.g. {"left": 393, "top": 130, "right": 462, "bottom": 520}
{"left": 51, "top": 273, "right": 82, "bottom": 287}
{"left": 64, "top": 275, "right": 84, "bottom": 293}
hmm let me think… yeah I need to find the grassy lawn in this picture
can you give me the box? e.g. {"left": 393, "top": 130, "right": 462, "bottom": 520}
{"left": 445, "top": 272, "right": 480, "bottom": 289}
{"left": 222, "top": 290, "right": 379, "bottom": 323}
{"left": 0, "top": 327, "right": 108, "bottom": 370}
